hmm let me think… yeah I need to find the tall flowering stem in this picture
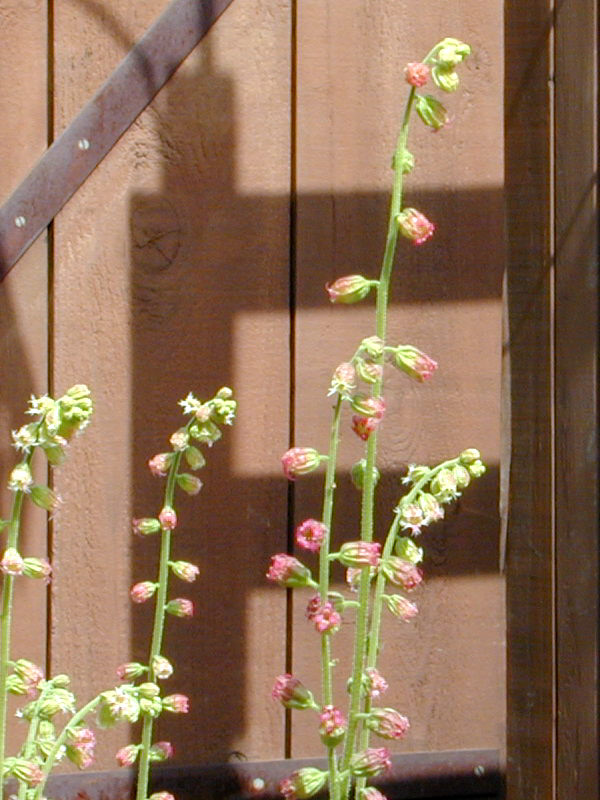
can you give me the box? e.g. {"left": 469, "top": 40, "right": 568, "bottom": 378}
{"left": 133, "top": 388, "right": 236, "bottom": 800}
{"left": 269, "top": 38, "right": 484, "bottom": 800}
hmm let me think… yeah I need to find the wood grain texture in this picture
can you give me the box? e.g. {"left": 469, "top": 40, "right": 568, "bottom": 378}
{"left": 51, "top": 0, "right": 291, "bottom": 768}
{"left": 554, "top": 0, "right": 598, "bottom": 796}
{"left": 504, "top": 1, "right": 554, "bottom": 797}
{"left": 292, "top": 0, "right": 505, "bottom": 759}
{"left": 0, "top": 0, "right": 48, "bottom": 755}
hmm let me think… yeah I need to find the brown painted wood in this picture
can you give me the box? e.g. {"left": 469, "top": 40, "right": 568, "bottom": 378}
{"left": 292, "top": 0, "right": 505, "bottom": 761}
{"left": 554, "top": 0, "right": 599, "bottom": 797}
{"left": 504, "top": 1, "right": 555, "bottom": 797}
{"left": 50, "top": 0, "right": 291, "bottom": 770}
{"left": 0, "top": 0, "right": 49, "bottom": 755}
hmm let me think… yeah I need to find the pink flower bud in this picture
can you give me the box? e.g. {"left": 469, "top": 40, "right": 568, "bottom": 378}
{"left": 130, "top": 581, "right": 157, "bottom": 603}
{"left": 338, "top": 541, "right": 381, "bottom": 568}
{"left": 170, "top": 560, "right": 200, "bottom": 582}
{"left": 305, "top": 593, "right": 322, "bottom": 619}
{"left": 380, "top": 557, "right": 423, "bottom": 590}
{"left": 355, "top": 359, "right": 383, "bottom": 385}
{"left": 404, "top": 61, "right": 430, "bottom": 87}
{"left": 295, "top": 519, "right": 328, "bottom": 552}
{"left": 65, "top": 727, "right": 96, "bottom": 769}
{"left": 311, "top": 600, "right": 341, "bottom": 634}
{"left": 384, "top": 595, "right": 419, "bottom": 621}
{"left": 319, "top": 705, "right": 346, "bottom": 745}
{"left": 162, "top": 694, "right": 189, "bottom": 713}
{"left": 329, "top": 362, "right": 357, "bottom": 397}
{"left": 365, "top": 668, "right": 388, "bottom": 699}
{"left": 350, "top": 395, "right": 386, "bottom": 419}
{"left": 149, "top": 793, "right": 176, "bottom": 800}
{"left": 280, "top": 768, "right": 328, "bottom": 800}
{"left": 396, "top": 208, "right": 436, "bottom": 245}
{"left": 350, "top": 747, "right": 392, "bottom": 778}
{"left": 351, "top": 415, "right": 380, "bottom": 441}
{"left": 132, "top": 517, "right": 161, "bottom": 536}
{"left": 159, "top": 506, "right": 178, "bottom": 530}
{"left": 366, "top": 708, "right": 410, "bottom": 740}
{"left": 1, "top": 547, "right": 24, "bottom": 575}
{"left": 149, "top": 741, "right": 173, "bottom": 761}
{"left": 165, "top": 598, "right": 194, "bottom": 618}
{"left": 148, "top": 453, "right": 172, "bottom": 477}
{"left": 116, "top": 744, "right": 139, "bottom": 767}
{"left": 325, "top": 274, "right": 374, "bottom": 304}
{"left": 363, "top": 788, "right": 388, "bottom": 800}
{"left": 267, "top": 554, "right": 314, "bottom": 588}
{"left": 7, "top": 759, "right": 44, "bottom": 786}
{"left": 391, "top": 345, "right": 438, "bottom": 382}
{"left": 170, "top": 429, "right": 189, "bottom": 451}
{"left": 272, "top": 674, "right": 315, "bottom": 710}
{"left": 22, "top": 557, "right": 52, "bottom": 582}
{"left": 281, "top": 447, "right": 323, "bottom": 481}
{"left": 116, "top": 662, "right": 147, "bottom": 681}
{"left": 14, "top": 659, "right": 44, "bottom": 688}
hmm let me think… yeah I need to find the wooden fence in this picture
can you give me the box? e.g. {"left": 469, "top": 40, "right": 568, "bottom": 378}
{"left": 0, "top": 0, "right": 596, "bottom": 798}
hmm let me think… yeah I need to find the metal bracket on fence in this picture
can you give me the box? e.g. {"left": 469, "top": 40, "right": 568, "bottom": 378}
{"left": 0, "top": 0, "right": 236, "bottom": 281}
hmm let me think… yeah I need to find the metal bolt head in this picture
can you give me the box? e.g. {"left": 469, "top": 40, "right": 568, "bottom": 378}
{"left": 474, "top": 764, "right": 485, "bottom": 777}
{"left": 14, "top": 216, "right": 26, "bottom": 228}
{"left": 78, "top": 138, "right": 91, "bottom": 151}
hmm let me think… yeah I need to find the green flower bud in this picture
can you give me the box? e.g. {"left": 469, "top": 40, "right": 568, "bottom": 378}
{"left": 360, "top": 336, "right": 385, "bottom": 359}
{"left": 430, "top": 468, "right": 458, "bottom": 502}
{"left": 138, "top": 682, "right": 160, "bottom": 699}
{"left": 415, "top": 94, "right": 449, "bottom": 130}
{"left": 459, "top": 448, "right": 481, "bottom": 464}
{"left": 468, "top": 460, "right": 486, "bottom": 478}
{"left": 176, "top": 472, "right": 203, "bottom": 496}
{"left": 351, "top": 459, "right": 380, "bottom": 490}
{"left": 30, "top": 485, "right": 61, "bottom": 513}
{"left": 139, "top": 697, "right": 163, "bottom": 717}
{"left": 432, "top": 65, "right": 460, "bottom": 92}
{"left": 453, "top": 464, "right": 471, "bottom": 489}
{"left": 184, "top": 445, "right": 206, "bottom": 470}
{"left": 395, "top": 536, "right": 423, "bottom": 564}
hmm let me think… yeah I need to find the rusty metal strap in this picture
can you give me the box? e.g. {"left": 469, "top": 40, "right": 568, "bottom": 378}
{"left": 0, "top": 0, "right": 235, "bottom": 280}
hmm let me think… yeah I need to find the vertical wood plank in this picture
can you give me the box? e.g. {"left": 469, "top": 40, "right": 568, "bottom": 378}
{"left": 0, "top": 0, "right": 48, "bottom": 754}
{"left": 504, "top": 1, "right": 555, "bottom": 797}
{"left": 51, "top": 0, "right": 291, "bottom": 768}
{"left": 554, "top": 0, "right": 598, "bottom": 796}
{"left": 293, "top": 0, "right": 505, "bottom": 759}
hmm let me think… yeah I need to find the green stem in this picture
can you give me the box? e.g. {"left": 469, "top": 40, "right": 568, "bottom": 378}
{"left": 340, "top": 89, "right": 417, "bottom": 800}
{"left": 0, "top": 448, "right": 35, "bottom": 783}
{"left": 135, "top": 449, "right": 182, "bottom": 800}
{"left": 319, "top": 397, "right": 343, "bottom": 800}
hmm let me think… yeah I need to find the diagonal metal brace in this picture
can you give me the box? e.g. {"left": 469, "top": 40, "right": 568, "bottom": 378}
{"left": 0, "top": 0, "right": 235, "bottom": 281}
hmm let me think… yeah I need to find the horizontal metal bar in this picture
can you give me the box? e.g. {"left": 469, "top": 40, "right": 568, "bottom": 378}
{"left": 37, "top": 749, "right": 502, "bottom": 799}
{"left": 0, "top": 0, "right": 235, "bottom": 280}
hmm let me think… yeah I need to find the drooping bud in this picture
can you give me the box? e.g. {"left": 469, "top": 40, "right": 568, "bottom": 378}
{"left": 311, "top": 600, "right": 341, "bottom": 634}
{"left": 355, "top": 359, "right": 383, "bottom": 385}
{"left": 418, "top": 492, "right": 444, "bottom": 522}
{"left": 132, "top": 517, "right": 161, "bottom": 536}
{"left": 170, "top": 560, "right": 199, "bottom": 582}
{"left": 380, "top": 557, "right": 424, "bottom": 590}
{"left": 430, "top": 468, "right": 458, "bottom": 502}
{"left": 14, "top": 659, "right": 44, "bottom": 688}
{"left": 65, "top": 726, "right": 96, "bottom": 769}
{"left": 366, "top": 708, "right": 410, "bottom": 740}
{"left": 459, "top": 448, "right": 481, "bottom": 465}
{"left": 130, "top": 581, "right": 158, "bottom": 603}
{"left": 295, "top": 519, "right": 328, "bottom": 553}
{"left": 162, "top": 694, "right": 189, "bottom": 713}
{"left": 352, "top": 416, "right": 380, "bottom": 442}
{"left": 362, "top": 788, "right": 388, "bottom": 800}
{"left": 350, "top": 395, "right": 386, "bottom": 419}
{"left": 165, "top": 598, "right": 194, "bottom": 618}
{"left": 176, "top": 473, "right": 203, "bottom": 496}
{"left": 148, "top": 453, "right": 173, "bottom": 477}
{"left": 394, "top": 536, "right": 423, "bottom": 564}
{"left": 415, "top": 93, "right": 450, "bottom": 133}
{"left": 384, "top": 594, "right": 419, "bottom": 621}
{"left": 280, "top": 768, "right": 328, "bottom": 799}
{"left": 338, "top": 541, "right": 381, "bottom": 568}
{"left": 396, "top": 208, "right": 436, "bottom": 245}
{"left": 326, "top": 275, "right": 375, "bottom": 304}
{"left": 404, "top": 61, "right": 430, "bottom": 87}
{"left": 267, "top": 554, "right": 314, "bottom": 588}
{"left": 116, "top": 662, "right": 147, "bottom": 681}
{"left": 184, "top": 445, "right": 206, "bottom": 470}
{"left": 453, "top": 464, "right": 471, "bottom": 489}
{"left": 116, "top": 744, "right": 139, "bottom": 767}
{"left": 149, "top": 793, "right": 176, "bottom": 800}
{"left": 350, "top": 747, "right": 392, "bottom": 778}
{"left": 272, "top": 674, "right": 316, "bottom": 710}
{"left": 390, "top": 345, "right": 438, "bottom": 382}
{"left": 30, "top": 485, "right": 61, "bottom": 513}
{"left": 4, "top": 758, "right": 45, "bottom": 787}
{"left": 149, "top": 741, "right": 174, "bottom": 761}
{"left": 22, "top": 557, "right": 52, "bottom": 581}
{"left": 432, "top": 66, "right": 459, "bottom": 92}
{"left": 281, "top": 447, "right": 323, "bottom": 481}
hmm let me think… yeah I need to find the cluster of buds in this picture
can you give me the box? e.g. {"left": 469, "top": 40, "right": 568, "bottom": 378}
{"left": 6, "top": 659, "right": 44, "bottom": 697}
{"left": 0, "top": 548, "right": 52, "bottom": 581}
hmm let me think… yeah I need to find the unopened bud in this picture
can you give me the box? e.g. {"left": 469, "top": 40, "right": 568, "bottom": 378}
{"left": 326, "top": 275, "right": 375, "bottom": 304}
{"left": 176, "top": 473, "right": 203, "bottom": 496}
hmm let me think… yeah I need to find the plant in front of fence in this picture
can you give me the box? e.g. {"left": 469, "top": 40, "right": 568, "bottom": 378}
{"left": 0, "top": 385, "right": 236, "bottom": 800}
{"left": 267, "top": 38, "right": 485, "bottom": 800}
{"left": 114, "top": 387, "right": 237, "bottom": 800}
